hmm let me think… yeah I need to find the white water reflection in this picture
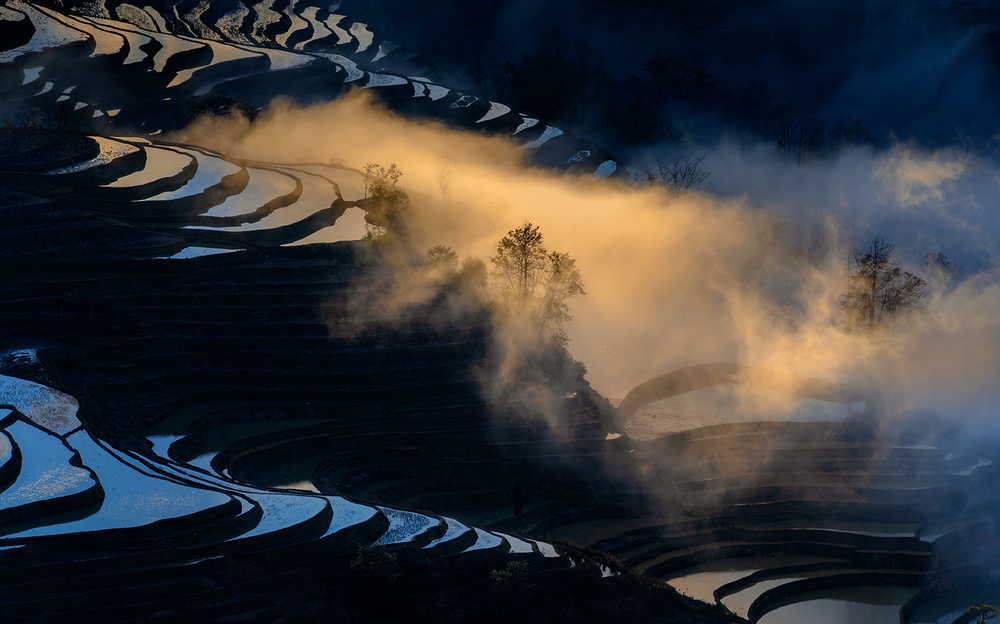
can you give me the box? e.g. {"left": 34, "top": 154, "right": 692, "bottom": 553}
{"left": 319, "top": 497, "right": 381, "bottom": 538}
{"left": 187, "top": 171, "right": 336, "bottom": 232}
{"left": 8, "top": 430, "right": 232, "bottom": 538}
{"left": 1, "top": 419, "right": 96, "bottom": 516}
{"left": 282, "top": 206, "right": 367, "bottom": 246}
{"left": 423, "top": 516, "right": 470, "bottom": 549}
{"left": 1, "top": 429, "right": 13, "bottom": 466}
{"left": 146, "top": 150, "right": 242, "bottom": 202}
{"left": 161, "top": 246, "right": 242, "bottom": 259}
{"left": 375, "top": 506, "right": 438, "bottom": 545}
{"left": 187, "top": 450, "right": 217, "bottom": 472}
{"left": 235, "top": 492, "right": 328, "bottom": 540}
{"left": 0, "top": 370, "right": 81, "bottom": 435}
{"left": 201, "top": 167, "right": 298, "bottom": 218}
{"left": 0, "top": 0, "right": 89, "bottom": 63}
{"left": 143, "top": 428, "right": 381, "bottom": 543}
{"left": 103, "top": 146, "right": 192, "bottom": 189}
{"left": 462, "top": 527, "right": 503, "bottom": 552}
{"left": 532, "top": 540, "right": 560, "bottom": 558}
{"left": 41, "top": 137, "right": 139, "bottom": 175}
{"left": 275, "top": 480, "right": 320, "bottom": 493}
{"left": 495, "top": 531, "right": 534, "bottom": 554}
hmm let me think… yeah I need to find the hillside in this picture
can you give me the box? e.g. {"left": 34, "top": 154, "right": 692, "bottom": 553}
{"left": 3, "top": 2, "right": 1000, "bottom": 624}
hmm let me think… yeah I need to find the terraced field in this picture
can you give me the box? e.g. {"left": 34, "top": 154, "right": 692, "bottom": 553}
{"left": 0, "top": 0, "right": 619, "bottom": 176}
{"left": 1, "top": 150, "right": 995, "bottom": 620}
{"left": 0, "top": 126, "right": 669, "bottom": 622}
{"left": 583, "top": 421, "right": 999, "bottom": 624}
{"left": 3, "top": 2, "right": 1000, "bottom": 623}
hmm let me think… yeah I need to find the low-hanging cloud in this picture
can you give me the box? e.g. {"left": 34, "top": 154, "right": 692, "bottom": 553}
{"left": 876, "top": 147, "right": 968, "bottom": 209}
{"left": 174, "top": 91, "right": 1000, "bottom": 437}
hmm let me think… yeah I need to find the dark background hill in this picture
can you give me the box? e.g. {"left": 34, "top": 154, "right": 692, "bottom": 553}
{"left": 342, "top": 0, "right": 1000, "bottom": 152}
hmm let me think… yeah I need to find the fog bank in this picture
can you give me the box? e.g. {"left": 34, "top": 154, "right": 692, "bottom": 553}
{"left": 175, "top": 91, "right": 1000, "bottom": 433}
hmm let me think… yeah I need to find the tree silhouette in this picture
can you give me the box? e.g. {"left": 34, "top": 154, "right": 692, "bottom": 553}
{"left": 966, "top": 604, "right": 1000, "bottom": 624}
{"left": 490, "top": 222, "right": 584, "bottom": 343}
{"left": 491, "top": 222, "right": 549, "bottom": 308}
{"left": 362, "top": 163, "right": 409, "bottom": 237}
{"left": 426, "top": 244, "right": 459, "bottom": 270}
{"left": 842, "top": 236, "right": 927, "bottom": 331}
{"left": 537, "top": 251, "right": 584, "bottom": 341}
{"left": 457, "top": 257, "right": 488, "bottom": 291}
{"left": 652, "top": 155, "right": 710, "bottom": 194}
{"left": 769, "top": 103, "right": 823, "bottom": 163}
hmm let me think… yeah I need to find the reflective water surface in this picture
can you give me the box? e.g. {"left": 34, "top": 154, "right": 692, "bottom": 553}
{"left": 757, "top": 586, "right": 919, "bottom": 624}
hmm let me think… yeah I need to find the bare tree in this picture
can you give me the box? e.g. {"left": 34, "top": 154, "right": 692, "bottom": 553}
{"left": 830, "top": 117, "right": 875, "bottom": 149}
{"left": 769, "top": 103, "right": 823, "bottom": 163}
{"left": 362, "top": 162, "right": 378, "bottom": 198}
{"left": 438, "top": 167, "right": 451, "bottom": 201}
{"left": 732, "top": 72, "right": 775, "bottom": 126}
{"left": 653, "top": 155, "right": 710, "bottom": 194}
{"left": 842, "top": 236, "right": 927, "bottom": 331}
{"left": 922, "top": 251, "right": 963, "bottom": 282}
{"left": 800, "top": 226, "right": 830, "bottom": 263}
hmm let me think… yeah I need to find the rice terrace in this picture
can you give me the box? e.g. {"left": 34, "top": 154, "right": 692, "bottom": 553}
{"left": 2, "top": 1, "right": 1000, "bottom": 623}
